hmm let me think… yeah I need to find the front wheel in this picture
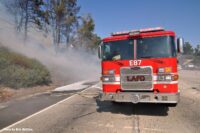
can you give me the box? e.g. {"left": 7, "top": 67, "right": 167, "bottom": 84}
{"left": 165, "top": 103, "right": 177, "bottom": 107}
{"left": 111, "top": 101, "right": 122, "bottom": 105}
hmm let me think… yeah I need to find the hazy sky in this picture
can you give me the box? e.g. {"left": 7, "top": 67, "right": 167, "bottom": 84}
{"left": 78, "top": 0, "right": 200, "bottom": 46}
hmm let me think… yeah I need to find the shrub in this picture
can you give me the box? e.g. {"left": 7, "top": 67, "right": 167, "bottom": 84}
{"left": 0, "top": 47, "right": 51, "bottom": 88}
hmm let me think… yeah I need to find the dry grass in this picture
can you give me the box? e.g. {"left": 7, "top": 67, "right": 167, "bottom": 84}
{"left": 0, "top": 87, "right": 14, "bottom": 102}
{"left": 0, "top": 84, "right": 57, "bottom": 102}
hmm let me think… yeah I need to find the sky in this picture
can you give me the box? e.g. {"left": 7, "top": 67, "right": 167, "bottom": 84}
{"left": 78, "top": 0, "right": 200, "bottom": 46}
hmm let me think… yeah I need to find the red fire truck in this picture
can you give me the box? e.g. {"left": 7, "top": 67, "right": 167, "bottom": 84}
{"left": 98, "top": 27, "right": 184, "bottom": 106}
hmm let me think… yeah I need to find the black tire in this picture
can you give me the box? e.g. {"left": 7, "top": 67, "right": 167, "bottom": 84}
{"left": 111, "top": 101, "right": 122, "bottom": 105}
{"left": 165, "top": 103, "right": 177, "bottom": 107}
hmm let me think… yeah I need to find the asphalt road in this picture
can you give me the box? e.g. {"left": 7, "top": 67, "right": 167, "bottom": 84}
{"left": 0, "top": 92, "right": 72, "bottom": 129}
{"left": 0, "top": 70, "right": 200, "bottom": 133}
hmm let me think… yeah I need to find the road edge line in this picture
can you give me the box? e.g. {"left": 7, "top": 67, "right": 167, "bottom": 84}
{"left": 0, "top": 81, "right": 98, "bottom": 132}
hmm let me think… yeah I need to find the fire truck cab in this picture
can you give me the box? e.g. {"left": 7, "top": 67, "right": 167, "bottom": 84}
{"left": 98, "top": 27, "right": 184, "bottom": 106}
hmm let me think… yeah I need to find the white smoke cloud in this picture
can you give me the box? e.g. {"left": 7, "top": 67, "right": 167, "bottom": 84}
{"left": 0, "top": 3, "right": 100, "bottom": 84}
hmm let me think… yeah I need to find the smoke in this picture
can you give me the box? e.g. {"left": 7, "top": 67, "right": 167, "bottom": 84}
{"left": 0, "top": 3, "right": 100, "bottom": 85}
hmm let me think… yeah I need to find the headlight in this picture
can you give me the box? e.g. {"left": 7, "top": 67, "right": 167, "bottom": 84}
{"left": 102, "top": 77, "right": 110, "bottom": 82}
{"left": 157, "top": 75, "right": 165, "bottom": 81}
{"left": 165, "top": 75, "right": 172, "bottom": 81}
{"left": 157, "top": 74, "right": 178, "bottom": 81}
{"left": 101, "top": 76, "right": 120, "bottom": 82}
{"left": 157, "top": 75, "right": 171, "bottom": 81}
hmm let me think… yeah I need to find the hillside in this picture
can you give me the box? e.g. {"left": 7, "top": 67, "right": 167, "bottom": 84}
{"left": 0, "top": 46, "right": 51, "bottom": 88}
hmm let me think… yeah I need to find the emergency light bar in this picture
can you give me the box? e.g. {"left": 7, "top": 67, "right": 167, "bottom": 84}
{"left": 111, "top": 27, "right": 164, "bottom": 36}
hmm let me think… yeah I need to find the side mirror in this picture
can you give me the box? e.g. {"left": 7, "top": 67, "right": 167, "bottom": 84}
{"left": 177, "top": 37, "right": 184, "bottom": 53}
{"left": 98, "top": 42, "right": 103, "bottom": 59}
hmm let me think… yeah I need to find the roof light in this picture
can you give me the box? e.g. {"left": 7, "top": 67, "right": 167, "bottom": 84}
{"left": 112, "top": 27, "right": 164, "bottom": 36}
{"left": 111, "top": 31, "right": 130, "bottom": 36}
{"left": 129, "top": 31, "right": 140, "bottom": 36}
{"left": 139, "top": 27, "right": 164, "bottom": 33}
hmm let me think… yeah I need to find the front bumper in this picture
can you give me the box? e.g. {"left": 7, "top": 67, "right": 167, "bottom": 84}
{"left": 99, "top": 91, "right": 180, "bottom": 104}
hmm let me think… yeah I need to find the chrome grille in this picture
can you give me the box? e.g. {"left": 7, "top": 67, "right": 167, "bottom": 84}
{"left": 120, "top": 66, "right": 153, "bottom": 90}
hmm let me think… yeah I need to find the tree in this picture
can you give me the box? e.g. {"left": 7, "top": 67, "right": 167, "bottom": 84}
{"left": 2, "top": 0, "right": 100, "bottom": 53}
{"left": 3, "top": 0, "right": 47, "bottom": 41}
{"left": 77, "top": 14, "right": 101, "bottom": 51}
{"left": 62, "top": 0, "right": 80, "bottom": 45}
{"left": 183, "top": 42, "right": 193, "bottom": 55}
{"left": 91, "top": 34, "right": 101, "bottom": 50}
{"left": 194, "top": 45, "right": 200, "bottom": 56}
{"left": 45, "top": 0, "right": 80, "bottom": 49}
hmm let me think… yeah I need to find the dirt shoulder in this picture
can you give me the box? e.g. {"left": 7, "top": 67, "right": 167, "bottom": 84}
{"left": 179, "top": 70, "right": 200, "bottom": 103}
{"left": 0, "top": 84, "right": 58, "bottom": 103}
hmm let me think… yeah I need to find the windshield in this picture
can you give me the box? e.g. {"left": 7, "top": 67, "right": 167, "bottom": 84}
{"left": 102, "top": 36, "right": 176, "bottom": 61}
{"left": 137, "top": 36, "right": 176, "bottom": 59}
{"left": 102, "top": 40, "right": 134, "bottom": 61}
